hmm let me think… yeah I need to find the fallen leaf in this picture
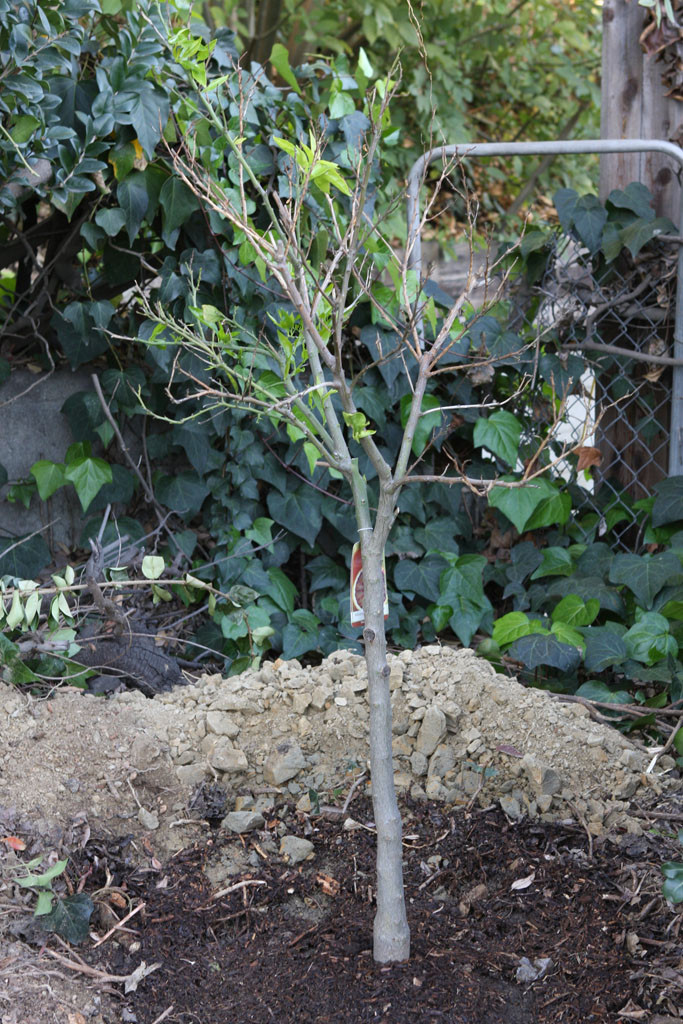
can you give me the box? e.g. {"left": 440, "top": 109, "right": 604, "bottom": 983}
{"left": 576, "top": 446, "right": 603, "bottom": 472}
{"left": 2, "top": 836, "right": 26, "bottom": 851}
{"left": 67, "top": 1014, "right": 87, "bottom": 1024}
{"left": 108, "top": 892, "right": 127, "bottom": 908}
{"left": 511, "top": 872, "right": 536, "bottom": 891}
{"left": 124, "top": 960, "right": 161, "bottom": 994}
{"left": 316, "top": 872, "right": 340, "bottom": 896}
{"left": 496, "top": 744, "right": 523, "bottom": 758}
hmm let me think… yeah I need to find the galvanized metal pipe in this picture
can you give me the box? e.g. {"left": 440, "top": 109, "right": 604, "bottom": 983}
{"left": 406, "top": 140, "right": 683, "bottom": 476}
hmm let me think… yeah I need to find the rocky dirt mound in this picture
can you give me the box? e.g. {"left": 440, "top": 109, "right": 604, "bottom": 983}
{"left": 0, "top": 646, "right": 673, "bottom": 867}
{"left": 1, "top": 645, "right": 680, "bottom": 1024}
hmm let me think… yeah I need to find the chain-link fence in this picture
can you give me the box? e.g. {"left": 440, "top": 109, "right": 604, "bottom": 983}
{"left": 514, "top": 231, "right": 678, "bottom": 549}
{"left": 408, "top": 141, "right": 683, "bottom": 551}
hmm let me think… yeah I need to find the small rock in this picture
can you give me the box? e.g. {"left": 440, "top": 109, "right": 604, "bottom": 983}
{"left": 389, "top": 664, "right": 404, "bottom": 691}
{"left": 344, "top": 676, "right": 368, "bottom": 693}
{"left": 410, "top": 751, "right": 428, "bottom": 777}
{"left": 138, "top": 807, "right": 159, "bottom": 830}
{"left": 461, "top": 770, "right": 481, "bottom": 796}
{"left": 223, "top": 811, "right": 265, "bottom": 834}
{"left": 515, "top": 957, "right": 553, "bottom": 984}
{"left": 328, "top": 659, "right": 354, "bottom": 682}
{"left": 310, "top": 685, "right": 332, "bottom": 710}
{"left": 499, "top": 795, "right": 523, "bottom": 820}
{"left": 428, "top": 744, "right": 456, "bottom": 779}
{"left": 209, "top": 693, "right": 254, "bottom": 713}
{"left": 129, "top": 734, "right": 161, "bottom": 768}
{"left": 416, "top": 706, "right": 447, "bottom": 757}
{"left": 292, "top": 692, "right": 312, "bottom": 715}
{"left": 209, "top": 738, "right": 249, "bottom": 773}
{"left": 263, "top": 739, "right": 307, "bottom": 785}
{"left": 176, "top": 764, "right": 207, "bottom": 786}
{"left": 521, "top": 754, "right": 563, "bottom": 796}
{"left": 536, "top": 794, "right": 553, "bottom": 813}
{"left": 279, "top": 835, "right": 315, "bottom": 864}
{"left": 206, "top": 711, "right": 241, "bottom": 738}
{"left": 619, "top": 748, "right": 642, "bottom": 770}
{"left": 614, "top": 777, "right": 639, "bottom": 800}
{"left": 392, "top": 734, "right": 414, "bottom": 757}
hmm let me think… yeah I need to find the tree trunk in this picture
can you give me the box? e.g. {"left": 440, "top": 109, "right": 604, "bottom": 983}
{"left": 600, "top": 0, "right": 681, "bottom": 221}
{"left": 360, "top": 532, "right": 410, "bottom": 963}
{"left": 597, "top": 0, "right": 679, "bottom": 499}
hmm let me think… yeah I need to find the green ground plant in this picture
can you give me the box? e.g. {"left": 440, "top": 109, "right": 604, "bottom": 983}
{"left": 9, "top": 855, "right": 94, "bottom": 943}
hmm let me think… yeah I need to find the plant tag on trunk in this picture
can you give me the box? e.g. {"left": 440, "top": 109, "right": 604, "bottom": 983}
{"left": 350, "top": 542, "right": 388, "bottom": 627}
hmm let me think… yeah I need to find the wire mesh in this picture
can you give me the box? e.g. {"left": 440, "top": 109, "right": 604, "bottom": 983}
{"left": 512, "top": 232, "right": 677, "bottom": 549}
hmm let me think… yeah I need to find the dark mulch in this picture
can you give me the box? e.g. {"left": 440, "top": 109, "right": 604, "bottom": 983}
{"left": 88, "top": 799, "right": 682, "bottom": 1024}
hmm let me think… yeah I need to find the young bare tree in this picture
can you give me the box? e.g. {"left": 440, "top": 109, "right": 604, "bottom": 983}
{"left": 136, "top": 30, "right": 588, "bottom": 961}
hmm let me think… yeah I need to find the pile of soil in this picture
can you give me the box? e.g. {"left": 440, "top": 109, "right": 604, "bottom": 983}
{"left": 0, "top": 646, "right": 681, "bottom": 1023}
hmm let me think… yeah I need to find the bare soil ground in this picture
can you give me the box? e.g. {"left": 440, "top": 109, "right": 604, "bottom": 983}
{"left": 0, "top": 649, "right": 681, "bottom": 1023}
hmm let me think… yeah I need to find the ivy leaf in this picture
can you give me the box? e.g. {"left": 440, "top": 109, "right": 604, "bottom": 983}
{"left": 0, "top": 534, "right": 51, "bottom": 578}
{"left": 607, "top": 182, "right": 655, "bottom": 221}
{"left": 620, "top": 217, "right": 676, "bottom": 258}
{"left": 159, "top": 176, "right": 200, "bottom": 248}
{"left": 268, "top": 42, "right": 302, "bottom": 95}
{"left": 530, "top": 546, "right": 574, "bottom": 579}
{"left": 489, "top": 482, "right": 543, "bottom": 533}
{"left": 572, "top": 194, "right": 607, "bottom": 253}
{"left": 413, "top": 518, "right": 460, "bottom": 554}
{"left": 52, "top": 300, "right": 114, "bottom": 368}
{"left": 545, "top": 576, "right": 625, "bottom": 616}
{"left": 492, "top": 611, "right": 537, "bottom": 648}
{"left": 282, "top": 610, "right": 321, "bottom": 659}
{"left": 30, "top": 460, "right": 66, "bottom": 500}
{"left": 624, "top": 612, "right": 678, "bottom": 665}
{"left": 440, "top": 555, "right": 492, "bottom": 646}
{"left": 523, "top": 483, "right": 571, "bottom": 531}
{"left": 551, "top": 594, "right": 599, "bottom": 627}
{"left": 116, "top": 79, "right": 169, "bottom": 158}
{"left": 652, "top": 476, "right": 683, "bottom": 527}
{"left": 508, "top": 633, "right": 581, "bottom": 673}
{"left": 583, "top": 628, "right": 628, "bottom": 672}
{"left": 117, "top": 172, "right": 149, "bottom": 244}
{"left": 575, "top": 679, "right": 632, "bottom": 705}
{"left": 64, "top": 457, "right": 113, "bottom": 512}
{"left": 553, "top": 187, "right": 579, "bottom": 233}
{"left": 550, "top": 621, "right": 584, "bottom": 650}
{"left": 609, "top": 552, "right": 683, "bottom": 609}
{"left": 39, "top": 893, "right": 94, "bottom": 945}
{"left": 400, "top": 393, "right": 442, "bottom": 456}
{"left": 267, "top": 489, "right": 322, "bottom": 547}
{"left": 266, "top": 566, "right": 297, "bottom": 613}
{"left": 156, "top": 472, "right": 210, "bottom": 518}
{"left": 394, "top": 554, "right": 448, "bottom": 603}
{"left": 662, "top": 864, "right": 683, "bottom": 904}
{"left": 94, "top": 208, "right": 126, "bottom": 237}
{"left": 473, "top": 409, "right": 522, "bottom": 467}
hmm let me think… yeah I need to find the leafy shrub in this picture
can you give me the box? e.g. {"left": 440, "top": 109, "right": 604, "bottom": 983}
{"left": 0, "top": 1, "right": 677, "bottom": 689}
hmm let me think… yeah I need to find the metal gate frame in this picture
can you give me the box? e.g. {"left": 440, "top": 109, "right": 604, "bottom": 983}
{"left": 406, "top": 139, "right": 683, "bottom": 476}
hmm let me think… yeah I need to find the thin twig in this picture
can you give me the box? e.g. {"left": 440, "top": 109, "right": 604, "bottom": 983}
{"left": 0, "top": 521, "right": 57, "bottom": 559}
{"left": 91, "top": 901, "right": 145, "bottom": 948}
{"left": 90, "top": 374, "right": 157, "bottom": 506}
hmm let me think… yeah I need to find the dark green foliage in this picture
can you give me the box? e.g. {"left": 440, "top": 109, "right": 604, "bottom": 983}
{"left": 0, "top": 1, "right": 677, "bottom": 694}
